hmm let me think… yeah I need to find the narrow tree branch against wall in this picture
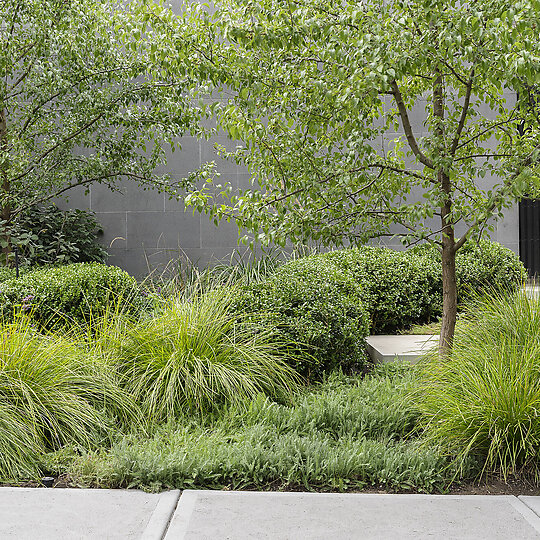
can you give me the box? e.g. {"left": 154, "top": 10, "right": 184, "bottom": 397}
{"left": 0, "top": 0, "right": 208, "bottom": 258}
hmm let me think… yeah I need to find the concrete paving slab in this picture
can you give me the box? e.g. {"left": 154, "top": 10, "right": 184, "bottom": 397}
{"left": 0, "top": 487, "right": 180, "bottom": 540}
{"left": 520, "top": 496, "right": 540, "bottom": 518}
{"left": 365, "top": 334, "right": 437, "bottom": 363}
{"left": 165, "top": 490, "right": 540, "bottom": 540}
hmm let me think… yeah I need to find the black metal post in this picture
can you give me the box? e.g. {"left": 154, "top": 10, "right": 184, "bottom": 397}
{"left": 14, "top": 246, "right": 19, "bottom": 278}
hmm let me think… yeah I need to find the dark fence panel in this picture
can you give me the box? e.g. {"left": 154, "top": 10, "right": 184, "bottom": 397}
{"left": 519, "top": 198, "right": 540, "bottom": 277}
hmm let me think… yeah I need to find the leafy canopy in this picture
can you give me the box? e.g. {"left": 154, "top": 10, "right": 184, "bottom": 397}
{"left": 179, "top": 0, "right": 540, "bottom": 248}
{"left": 0, "top": 0, "right": 207, "bottom": 249}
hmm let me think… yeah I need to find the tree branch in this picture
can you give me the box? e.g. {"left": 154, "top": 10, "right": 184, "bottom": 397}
{"left": 449, "top": 68, "right": 474, "bottom": 156}
{"left": 456, "top": 111, "right": 517, "bottom": 151}
{"left": 390, "top": 80, "right": 434, "bottom": 169}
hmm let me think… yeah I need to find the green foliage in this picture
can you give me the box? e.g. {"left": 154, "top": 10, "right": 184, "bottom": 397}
{"left": 317, "top": 241, "right": 523, "bottom": 335}
{"left": 413, "top": 289, "right": 540, "bottom": 479}
{"left": 0, "top": 263, "right": 145, "bottom": 329}
{"left": 0, "top": 317, "right": 135, "bottom": 480}
{"left": 180, "top": 0, "right": 540, "bottom": 348}
{"left": 455, "top": 239, "right": 527, "bottom": 297}
{"left": 0, "top": 266, "right": 16, "bottom": 283}
{"left": 322, "top": 247, "right": 441, "bottom": 334}
{"left": 415, "top": 239, "right": 527, "bottom": 302}
{"left": 0, "top": 0, "right": 208, "bottom": 252}
{"left": 45, "top": 368, "right": 459, "bottom": 493}
{"left": 114, "top": 288, "right": 300, "bottom": 420}
{"left": 182, "top": 0, "right": 540, "bottom": 250}
{"left": 234, "top": 255, "right": 370, "bottom": 380}
{"left": 11, "top": 205, "right": 108, "bottom": 266}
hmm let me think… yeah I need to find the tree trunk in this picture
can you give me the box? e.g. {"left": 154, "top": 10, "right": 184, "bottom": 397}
{"left": 0, "top": 108, "right": 11, "bottom": 261}
{"left": 433, "top": 70, "right": 458, "bottom": 356}
{"left": 439, "top": 222, "right": 457, "bottom": 355}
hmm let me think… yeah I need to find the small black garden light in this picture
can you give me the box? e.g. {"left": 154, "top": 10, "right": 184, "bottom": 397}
{"left": 41, "top": 477, "right": 54, "bottom": 488}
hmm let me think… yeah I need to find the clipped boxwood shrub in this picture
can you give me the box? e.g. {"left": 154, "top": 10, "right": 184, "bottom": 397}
{"left": 234, "top": 255, "right": 370, "bottom": 380}
{"left": 415, "top": 238, "right": 527, "bottom": 303}
{"left": 322, "top": 247, "right": 441, "bottom": 334}
{"left": 455, "top": 238, "right": 527, "bottom": 298}
{"left": 0, "top": 263, "right": 145, "bottom": 328}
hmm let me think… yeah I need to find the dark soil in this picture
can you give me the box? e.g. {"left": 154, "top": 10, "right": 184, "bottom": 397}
{"left": 4, "top": 475, "right": 540, "bottom": 496}
{"left": 447, "top": 477, "right": 540, "bottom": 496}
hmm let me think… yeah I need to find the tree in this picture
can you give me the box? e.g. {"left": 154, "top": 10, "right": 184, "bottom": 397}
{"left": 176, "top": 0, "right": 540, "bottom": 353}
{"left": 0, "top": 0, "right": 205, "bottom": 260}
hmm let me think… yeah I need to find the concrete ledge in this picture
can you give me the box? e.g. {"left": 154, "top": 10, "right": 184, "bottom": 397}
{"left": 366, "top": 334, "right": 438, "bottom": 363}
{"left": 165, "top": 490, "right": 540, "bottom": 539}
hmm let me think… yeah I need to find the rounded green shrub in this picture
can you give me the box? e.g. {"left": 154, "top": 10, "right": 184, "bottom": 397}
{"left": 455, "top": 238, "right": 527, "bottom": 298}
{"left": 234, "top": 255, "right": 370, "bottom": 380}
{"left": 415, "top": 238, "right": 526, "bottom": 305}
{"left": 319, "top": 240, "right": 524, "bottom": 335}
{"left": 0, "top": 263, "right": 145, "bottom": 329}
{"left": 322, "top": 247, "right": 441, "bottom": 334}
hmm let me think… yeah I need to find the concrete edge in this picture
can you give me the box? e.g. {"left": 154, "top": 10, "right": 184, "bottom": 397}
{"left": 510, "top": 496, "right": 540, "bottom": 534}
{"left": 163, "top": 490, "right": 199, "bottom": 540}
{"left": 364, "top": 340, "right": 384, "bottom": 363}
{"left": 140, "top": 489, "right": 181, "bottom": 540}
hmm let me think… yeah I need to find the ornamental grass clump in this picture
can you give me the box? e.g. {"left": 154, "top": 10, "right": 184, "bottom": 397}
{"left": 115, "top": 287, "right": 300, "bottom": 421}
{"left": 0, "top": 316, "right": 136, "bottom": 480}
{"left": 414, "top": 289, "right": 540, "bottom": 480}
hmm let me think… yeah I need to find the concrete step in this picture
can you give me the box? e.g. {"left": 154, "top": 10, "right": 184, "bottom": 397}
{"left": 365, "top": 334, "right": 438, "bottom": 363}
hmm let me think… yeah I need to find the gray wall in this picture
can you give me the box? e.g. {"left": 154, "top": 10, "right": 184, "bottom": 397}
{"left": 59, "top": 91, "right": 521, "bottom": 277}
{"left": 58, "top": 132, "right": 249, "bottom": 277}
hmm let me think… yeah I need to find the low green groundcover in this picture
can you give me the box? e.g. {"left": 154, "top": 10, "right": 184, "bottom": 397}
{"left": 40, "top": 367, "right": 469, "bottom": 493}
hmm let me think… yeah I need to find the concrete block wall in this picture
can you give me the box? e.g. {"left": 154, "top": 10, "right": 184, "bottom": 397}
{"left": 59, "top": 91, "right": 521, "bottom": 277}
{"left": 58, "top": 133, "right": 246, "bottom": 278}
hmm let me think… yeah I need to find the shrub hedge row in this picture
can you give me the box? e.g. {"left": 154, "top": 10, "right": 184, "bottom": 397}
{"left": 0, "top": 263, "right": 145, "bottom": 328}
{"left": 0, "top": 239, "right": 526, "bottom": 380}
{"left": 235, "top": 239, "right": 526, "bottom": 379}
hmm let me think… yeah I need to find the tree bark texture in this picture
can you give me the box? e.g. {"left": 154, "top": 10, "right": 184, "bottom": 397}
{"left": 433, "top": 72, "right": 458, "bottom": 355}
{"left": 0, "top": 108, "right": 11, "bottom": 259}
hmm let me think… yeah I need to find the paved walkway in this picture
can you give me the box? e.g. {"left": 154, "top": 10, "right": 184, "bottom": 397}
{"left": 2, "top": 488, "right": 540, "bottom": 539}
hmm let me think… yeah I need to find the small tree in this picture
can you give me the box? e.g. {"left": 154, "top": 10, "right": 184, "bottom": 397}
{"left": 178, "top": 0, "right": 540, "bottom": 353}
{"left": 0, "top": 0, "right": 205, "bottom": 260}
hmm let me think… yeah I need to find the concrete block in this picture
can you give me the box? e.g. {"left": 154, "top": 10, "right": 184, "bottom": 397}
{"left": 497, "top": 204, "right": 519, "bottom": 248}
{"left": 54, "top": 185, "right": 92, "bottom": 211}
{"left": 126, "top": 211, "right": 201, "bottom": 250}
{"left": 106, "top": 247, "right": 184, "bottom": 279}
{"left": 200, "top": 135, "right": 239, "bottom": 174}
{"left": 91, "top": 181, "right": 165, "bottom": 213}
{"left": 165, "top": 490, "right": 540, "bottom": 540}
{"left": 365, "top": 334, "right": 438, "bottom": 363}
{"left": 154, "top": 136, "right": 201, "bottom": 176}
{"left": 200, "top": 216, "right": 240, "bottom": 249}
{"left": 0, "top": 488, "right": 178, "bottom": 540}
{"left": 94, "top": 212, "right": 127, "bottom": 250}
